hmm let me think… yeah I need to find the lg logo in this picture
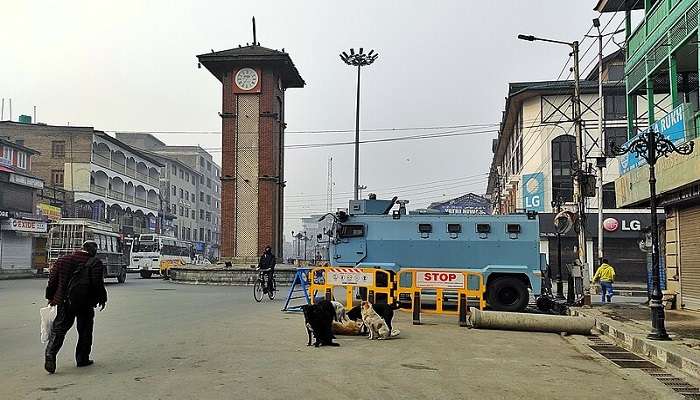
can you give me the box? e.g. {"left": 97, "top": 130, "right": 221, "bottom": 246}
{"left": 603, "top": 217, "right": 641, "bottom": 232}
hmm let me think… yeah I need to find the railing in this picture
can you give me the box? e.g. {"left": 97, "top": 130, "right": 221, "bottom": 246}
{"left": 627, "top": 0, "right": 691, "bottom": 59}
{"left": 124, "top": 194, "right": 135, "bottom": 203}
{"left": 149, "top": 177, "right": 160, "bottom": 187}
{"left": 93, "top": 153, "right": 110, "bottom": 169}
{"left": 134, "top": 198, "right": 147, "bottom": 207}
{"left": 147, "top": 201, "right": 159, "bottom": 210}
{"left": 125, "top": 168, "right": 136, "bottom": 178}
{"left": 108, "top": 189, "right": 124, "bottom": 201}
{"left": 90, "top": 183, "right": 106, "bottom": 196}
{"left": 136, "top": 172, "right": 148, "bottom": 183}
{"left": 111, "top": 161, "right": 126, "bottom": 174}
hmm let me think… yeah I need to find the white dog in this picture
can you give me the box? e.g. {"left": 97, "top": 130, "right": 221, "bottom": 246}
{"left": 330, "top": 300, "right": 349, "bottom": 322}
{"left": 360, "top": 301, "right": 390, "bottom": 340}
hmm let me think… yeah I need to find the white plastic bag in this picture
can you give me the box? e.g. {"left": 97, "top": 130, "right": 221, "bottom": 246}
{"left": 40, "top": 305, "right": 57, "bottom": 344}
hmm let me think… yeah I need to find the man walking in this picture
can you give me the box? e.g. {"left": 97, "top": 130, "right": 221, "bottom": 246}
{"left": 592, "top": 258, "right": 616, "bottom": 304}
{"left": 44, "top": 241, "right": 107, "bottom": 374}
{"left": 257, "top": 246, "right": 276, "bottom": 293}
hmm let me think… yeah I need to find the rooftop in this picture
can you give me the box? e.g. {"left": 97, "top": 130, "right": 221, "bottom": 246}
{"left": 197, "top": 45, "right": 305, "bottom": 88}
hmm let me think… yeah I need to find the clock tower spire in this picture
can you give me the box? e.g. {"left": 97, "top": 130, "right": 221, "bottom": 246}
{"left": 198, "top": 36, "right": 304, "bottom": 263}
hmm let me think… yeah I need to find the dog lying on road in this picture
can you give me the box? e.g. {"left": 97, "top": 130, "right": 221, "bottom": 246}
{"left": 360, "top": 301, "right": 391, "bottom": 340}
{"left": 301, "top": 300, "right": 339, "bottom": 347}
{"left": 331, "top": 320, "right": 362, "bottom": 335}
{"left": 330, "top": 300, "right": 349, "bottom": 322}
{"left": 347, "top": 302, "right": 399, "bottom": 337}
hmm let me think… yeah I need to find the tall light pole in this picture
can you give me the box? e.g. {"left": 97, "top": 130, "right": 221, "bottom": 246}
{"left": 612, "top": 128, "right": 694, "bottom": 340}
{"left": 340, "top": 48, "right": 379, "bottom": 200}
{"left": 518, "top": 33, "right": 589, "bottom": 303}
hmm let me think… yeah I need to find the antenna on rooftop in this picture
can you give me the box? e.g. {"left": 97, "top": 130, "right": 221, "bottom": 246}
{"left": 252, "top": 16, "right": 257, "bottom": 46}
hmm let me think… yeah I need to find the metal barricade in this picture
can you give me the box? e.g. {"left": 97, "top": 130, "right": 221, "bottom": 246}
{"left": 308, "top": 267, "right": 396, "bottom": 308}
{"left": 396, "top": 269, "right": 485, "bottom": 326}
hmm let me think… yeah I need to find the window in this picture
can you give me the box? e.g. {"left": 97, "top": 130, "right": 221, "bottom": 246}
{"left": 51, "top": 170, "right": 64, "bottom": 186}
{"left": 200, "top": 209, "right": 204, "bottom": 219}
{"left": 182, "top": 226, "right": 186, "bottom": 239}
{"left": 604, "top": 94, "right": 626, "bottom": 120}
{"left": 180, "top": 170, "right": 184, "bottom": 179}
{"left": 206, "top": 195, "right": 211, "bottom": 205}
{"left": 606, "top": 64, "right": 624, "bottom": 82}
{"left": 200, "top": 156, "right": 205, "bottom": 167}
{"left": 172, "top": 185, "right": 176, "bottom": 195}
{"left": 172, "top": 165, "right": 177, "bottom": 176}
{"left": 200, "top": 227, "right": 204, "bottom": 240}
{"left": 200, "top": 191, "right": 204, "bottom": 201}
{"left": 207, "top": 229, "right": 211, "bottom": 241}
{"left": 200, "top": 176, "right": 204, "bottom": 184}
{"left": 207, "top": 161, "right": 211, "bottom": 171}
{"left": 185, "top": 190, "right": 189, "bottom": 200}
{"left": 16, "top": 151, "right": 27, "bottom": 169}
{"left": 507, "top": 224, "right": 521, "bottom": 234}
{"left": 173, "top": 225, "right": 178, "bottom": 238}
{"left": 172, "top": 204, "right": 177, "bottom": 214}
{"left": 604, "top": 127, "right": 628, "bottom": 155}
{"left": 51, "top": 141, "right": 65, "bottom": 158}
{"left": 185, "top": 173, "right": 189, "bottom": 183}
{"left": 180, "top": 208, "right": 184, "bottom": 217}
{"left": 476, "top": 223, "right": 491, "bottom": 234}
{"left": 551, "top": 135, "right": 577, "bottom": 202}
{"left": 215, "top": 200, "right": 219, "bottom": 209}
{"left": 207, "top": 178, "right": 211, "bottom": 188}
{"left": 1, "top": 145, "right": 12, "bottom": 163}
{"left": 418, "top": 224, "right": 432, "bottom": 233}
{"left": 191, "top": 210, "right": 195, "bottom": 219}
{"left": 179, "top": 188, "right": 184, "bottom": 198}
{"left": 206, "top": 211, "right": 211, "bottom": 222}
{"left": 338, "top": 224, "right": 365, "bottom": 238}
{"left": 191, "top": 193, "right": 195, "bottom": 202}
{"left": 447, "top": 224, "right": 461, "bottom": 233}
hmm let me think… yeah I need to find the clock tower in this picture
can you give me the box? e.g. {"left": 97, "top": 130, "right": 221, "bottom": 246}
{"left": 198, "top": 44, "right": 304, "bottom": 263}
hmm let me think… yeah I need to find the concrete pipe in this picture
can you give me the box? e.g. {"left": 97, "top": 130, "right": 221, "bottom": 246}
{"left": 470, "top": 309, "right": 594, "bottom": 335}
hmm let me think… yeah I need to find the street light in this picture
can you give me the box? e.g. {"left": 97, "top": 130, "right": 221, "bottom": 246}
{"left": 518, "top": 33, "right": 589, "bottom": 304}
{"left": 611, "top": 127, "right": 694, "bottom": 340}
{"left": 339, "top": 47, "right": 379, "bottom": 200}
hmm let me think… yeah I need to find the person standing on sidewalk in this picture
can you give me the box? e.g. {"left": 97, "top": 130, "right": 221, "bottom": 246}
{"left": 44, "top": 241, "right": 107, "bottom": 374}
{"left": 592, "top": 258, "right": 616, "bottom": 303}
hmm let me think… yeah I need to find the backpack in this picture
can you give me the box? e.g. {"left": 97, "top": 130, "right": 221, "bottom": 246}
{"left": 67, "top": 256, "right": 97, "bottom": 307}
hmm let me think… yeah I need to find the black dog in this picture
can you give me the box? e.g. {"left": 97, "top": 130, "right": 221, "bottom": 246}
{"left": 301, "top": 300, "right": 339, "bottom": 347}
{"left": 347, "top": 303, "right": 398, "bottom": 334}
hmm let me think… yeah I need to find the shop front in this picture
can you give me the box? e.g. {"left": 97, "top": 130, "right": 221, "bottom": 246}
{"left": 539, "top": 211, "right": 656, "bottom": 283}
{"left": 0, "top": 216, "right": 48, "bottom": 275}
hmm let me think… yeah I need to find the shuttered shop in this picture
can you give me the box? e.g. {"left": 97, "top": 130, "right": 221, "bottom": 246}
{"left": 680, "top": 206, "right": 700, "bottom": 309}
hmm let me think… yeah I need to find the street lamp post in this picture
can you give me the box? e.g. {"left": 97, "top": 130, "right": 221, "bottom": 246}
{"left": 611, "top": 127, "right": 694, "bottom": 340}
{"left": 339, "top": 48, "right": 379, "bottom": 200}
{"left": 518, "top": 33, "right": 589, "bottom": 303}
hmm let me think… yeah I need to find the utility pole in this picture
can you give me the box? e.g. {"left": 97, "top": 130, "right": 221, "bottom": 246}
{"left": 327, "top": 157, "right": 333, "bottom": 211}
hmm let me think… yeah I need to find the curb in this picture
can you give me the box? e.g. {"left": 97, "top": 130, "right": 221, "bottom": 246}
{"left": 571, "top": 308, "right": 700, "bottom": 380}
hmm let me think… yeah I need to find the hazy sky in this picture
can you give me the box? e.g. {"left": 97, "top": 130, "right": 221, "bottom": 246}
{"left": 1, "top": 1, "right": 625, "bottom": 233}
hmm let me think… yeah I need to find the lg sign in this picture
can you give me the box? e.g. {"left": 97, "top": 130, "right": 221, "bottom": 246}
{"left": 603, "top": 217, "right": 641, "bottom": 232}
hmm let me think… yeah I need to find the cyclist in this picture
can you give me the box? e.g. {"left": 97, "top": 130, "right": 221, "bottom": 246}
{"left": 257, "top": 246, "right": 276, "bottom": 294}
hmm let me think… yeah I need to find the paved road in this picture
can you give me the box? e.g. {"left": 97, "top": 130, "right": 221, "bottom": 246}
{"left": 0, "top": 277, "right": 688, "bottom": 399}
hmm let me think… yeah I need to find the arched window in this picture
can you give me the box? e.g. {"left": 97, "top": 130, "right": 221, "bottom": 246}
{"left": 551, "top": 135, "right": 576, "bottom": 202}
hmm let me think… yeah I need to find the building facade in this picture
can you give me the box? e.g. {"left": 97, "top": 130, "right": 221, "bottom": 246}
{"left": 0, "top": 137, "right": 46, "bottom": 275}
{"left": 601, "top": 0, "right": 700, "bottom": 309}
{"left": 116, "top": 133, "right": 221, "bottom": 259}
{"left": 0, "top": 122, "right": 163, "bottom": 237}
{"left": 486, "top": 50, "right": 652, "bottom": 283}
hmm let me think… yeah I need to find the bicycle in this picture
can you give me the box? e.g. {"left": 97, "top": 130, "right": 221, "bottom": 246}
{"left": 253, "top": 268, "right": 276, "bottom": 302}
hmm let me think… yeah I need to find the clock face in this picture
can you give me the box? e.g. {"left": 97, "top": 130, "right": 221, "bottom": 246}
{"left": 235, "top": 68, "right": 258, "bottom": 90}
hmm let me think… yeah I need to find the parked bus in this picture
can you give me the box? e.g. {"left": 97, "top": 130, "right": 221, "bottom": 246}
{"left": 128, "top": 234, "right": 194, "bottom": 278}
{"left": 47, "top": 218, "right": 127, "bottom": 283}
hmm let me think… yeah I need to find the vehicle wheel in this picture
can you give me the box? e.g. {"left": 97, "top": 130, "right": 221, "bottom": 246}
{"left": 268, "top": 280, "right": 276, "bottom": 300}
{"left": 253, "top": 279, "right": 264, "bottom": 302}
{"left": 486, "top": 276, "right": 529, "bottom": 312}
{"left": 140, "top": 271, "right": 152, "bottom": 279}
{"left": 117, "top": 269, "right": 127, "bottom": 283}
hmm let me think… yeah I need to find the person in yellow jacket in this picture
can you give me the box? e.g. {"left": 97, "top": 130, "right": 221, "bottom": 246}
{"left": 592, "top": 258, "right": 616, "bottom": 303}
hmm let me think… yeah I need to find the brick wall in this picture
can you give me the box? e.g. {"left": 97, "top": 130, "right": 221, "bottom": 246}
{"left": 221, "top": 69, "right": 237, "bottom": 258}
{"left": 0, "top": 123, "right": 93, "bottom": 187}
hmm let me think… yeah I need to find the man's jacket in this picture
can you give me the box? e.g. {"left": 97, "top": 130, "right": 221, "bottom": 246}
{"left": 592, "top": 263, "right": 616, "bottom": 283}
{"left": 258, "top": 253, "right": 276, "bottom": 270}
{"left": 46, "top": 251, "right": 108, "bottom": 307}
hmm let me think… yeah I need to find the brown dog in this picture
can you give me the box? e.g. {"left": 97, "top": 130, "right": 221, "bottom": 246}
{"left": 331, "top": 320, "right": 362, "bottom": 335}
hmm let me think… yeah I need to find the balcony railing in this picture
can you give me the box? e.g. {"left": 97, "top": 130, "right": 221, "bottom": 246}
{"left": 627, "top": 0, "right": 693, "bottom": 60}
{"left": 124, "top": 194, "right": 135, "bottom": 203}
{"left": 111, "top": 161, "right": 126, "bottom": 174}
{"left": 125, "top": 168, "right": 136, "bottom": 178}
{"left": 149, "top": 177, "right": 159, "bottom": 187}
{"left": 90, "top": 183, "right": 106, "bottom": 196}
{"left": 108, "top": 190, "right": 124, "bottom": 201}
{"left": 136, "top": 172, "right": 148, "bottom": 183}
{"left": 147, "top": 201, "right": 159, "bottom": 210}
{"left": 134, "top": 198, "right": 147, "bottom": 207}
{"left": 93, "top": 153, "right": 110, "bottom": 169}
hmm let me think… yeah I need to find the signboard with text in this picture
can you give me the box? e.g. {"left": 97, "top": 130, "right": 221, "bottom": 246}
{"left": 522, "top": 172, "right": 545, "bottom": 212}
{"left": 619, "top": 104, "right": 687, "bottom": 174}
{"left": 1, "top": 218, "right": 47, "bottom": 233}
{"left": 416, "top": 270, "right": 465, "bottom": 289}
{"left": 327, "top": 268, "right": 374, "bottom": 287}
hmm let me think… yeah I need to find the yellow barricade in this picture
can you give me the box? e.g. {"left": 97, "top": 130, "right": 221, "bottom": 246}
{"left": 396, "top": 269, "right": 486, "bottom": 323}
{"left": 308, "top": 267, "right": 396, "bottom": 308}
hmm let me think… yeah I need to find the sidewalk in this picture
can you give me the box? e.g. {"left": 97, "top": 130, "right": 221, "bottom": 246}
{"left": 572, "top": 303, "right": 700, "bottom": 379}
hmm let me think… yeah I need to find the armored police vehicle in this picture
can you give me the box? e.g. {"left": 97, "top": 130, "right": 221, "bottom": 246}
{"left": 325, "top": 197, "right": 544, "bottom": 312}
